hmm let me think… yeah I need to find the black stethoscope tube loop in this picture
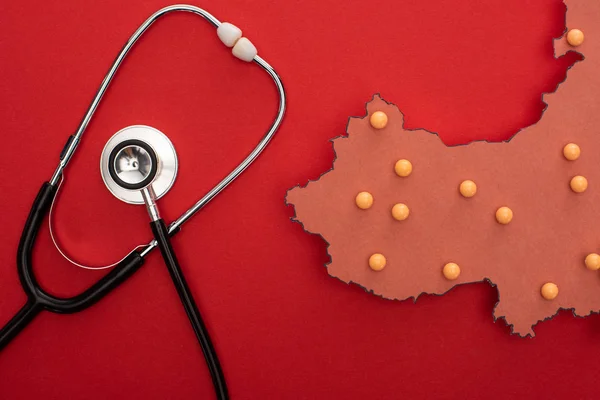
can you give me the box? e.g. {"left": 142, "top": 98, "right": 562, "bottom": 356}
{"left": 1, "top": 182, "right": 228, "bottom": 398}
{"left": 151, "top": 219, "right": 228, "bottom": 399}
{"left": 0, "top": 183, "right": 146, "bottom": 349}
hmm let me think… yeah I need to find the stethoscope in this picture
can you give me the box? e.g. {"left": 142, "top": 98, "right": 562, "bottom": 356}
{"left": 0, "top": 5, "right": 286, "bottom": 400}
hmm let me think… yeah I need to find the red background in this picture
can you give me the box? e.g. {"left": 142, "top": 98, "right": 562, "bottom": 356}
{"left": 0, "top": 0, "right": 595, "bottom": 398}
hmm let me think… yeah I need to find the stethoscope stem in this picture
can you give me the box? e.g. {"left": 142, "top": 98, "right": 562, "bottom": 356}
{"left": 150, "top": 218, "right": 229, "bottom": 400}
{"left": 141, "top": 186, "right": 160, "bottom": 222}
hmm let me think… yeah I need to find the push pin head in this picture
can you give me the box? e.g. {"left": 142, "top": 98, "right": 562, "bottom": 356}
{"left": 541, "top": 282, "right": 559, "bottom": 300}
{"left": 495, "top": 206, "right": 513, "bottom": 225}
{"left": 394, "top": 159, "right": 413, "bottom": 177}
{"left": 391, "top": 203, "right": 410, "bottom": 221}
{"left": 370, "top": 111, "right": 388, "bottom": 129}
{"left": 563, "top": 143, "right": 581, "bottom": 161}
{"left": 585, "top": 253, "right": 600, "bottom": 271}
{"left": 459, "top": 180, "right": 477, "bottom": 198}
{"left": 369, "top": 253, "right": 387, "bottom": 271}
{"left": 567, "top": 29, "right": 585, "bottom": 47}
{"left": 570, "top": 175, "right": 588, "bottom": 193}
{"left": 355, "top": 191, "right": 374, "bottom": 209}
{"left": 442, "top": 262, "right": 461, "bottom": 280}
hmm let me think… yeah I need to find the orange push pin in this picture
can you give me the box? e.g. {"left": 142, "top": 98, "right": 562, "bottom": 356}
{"left": 563, "top": 143, "right": 581, "bottom": 161}
{"left": 442, "top": 262, "right": 461, "bottom": 280}
{"left": 541, "top": 282, "right": 559, "bottom": 300}
{"left": 394, "top": 159, "right": 413, "bottom": 177}
{"left": 369, "top": 253, "right": 387, "bottom": 271}
{"left": 495, "top": 206, "right": 513, "bottom": 225}
{"left": 567, "top": 29, "right": 584, "bottom": 47}
{"left": 570, "top": 176, "right": 588, "bottom": 193}
{"left": 585, "top": 253, "right": 600, "bottom": 271}
{"left": 355, "top": 191, "right": 374, "bottom": 209}
{"left": 459, "top": 180, "right": 477, "bottom": 198}
{"left": 391, "top": 203, "right": 410, "bottom": 221}
{"left": 370, "top": 111, "right": 388, "bottom": 129}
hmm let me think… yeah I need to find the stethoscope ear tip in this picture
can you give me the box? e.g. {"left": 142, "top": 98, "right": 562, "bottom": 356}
{"left": 100, "top": 125, "right": 178, "bottom": 205}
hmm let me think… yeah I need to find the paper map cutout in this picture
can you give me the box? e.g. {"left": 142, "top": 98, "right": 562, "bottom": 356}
{"left": 286, "top": 0, "right": 600, "bottom": 336}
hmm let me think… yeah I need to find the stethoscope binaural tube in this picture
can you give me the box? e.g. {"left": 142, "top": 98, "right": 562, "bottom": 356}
{"left": 0, "top": 4, "right": 286, "bottom": 400}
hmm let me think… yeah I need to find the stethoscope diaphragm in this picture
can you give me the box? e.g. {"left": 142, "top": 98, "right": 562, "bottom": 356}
{"left": 100, "top": 125, "right": 178, "bottom": 204}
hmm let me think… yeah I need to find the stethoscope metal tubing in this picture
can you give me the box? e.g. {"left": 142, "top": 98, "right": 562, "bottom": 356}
{"left": 141, "top": 58, "right": 285, "bottom": 257}
{"left": 48, "top": 4, "right": 286, "bottom": 261}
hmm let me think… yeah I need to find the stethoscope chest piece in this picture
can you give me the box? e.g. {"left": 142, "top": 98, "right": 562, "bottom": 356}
{"left": 100, "top": 125, "right": 178, "bottom": 204}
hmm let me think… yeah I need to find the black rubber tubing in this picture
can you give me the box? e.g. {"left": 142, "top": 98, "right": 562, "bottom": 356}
{"left": 150, "top": 219, "right": 228, "bottom": 400}
{"left": 0, "top": 184, "right": 226, "bottom": 399}
{"left": 0, "top": 182, "right": 145, "bottom": 351}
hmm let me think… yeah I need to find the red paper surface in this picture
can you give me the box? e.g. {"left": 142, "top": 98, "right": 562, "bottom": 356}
{"left": 0, "top": 0, "right": 596, "bottom": 399}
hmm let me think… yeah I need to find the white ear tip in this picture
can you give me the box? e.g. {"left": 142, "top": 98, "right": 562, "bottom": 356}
{"left": 217, "top": 22, "right": 242, "bottom": 47}
{"left": 232, "top": 37, "right": 257, "bottom": 62}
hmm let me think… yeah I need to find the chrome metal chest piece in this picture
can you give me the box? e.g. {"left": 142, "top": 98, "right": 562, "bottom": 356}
{"left": 101, "top": 125, "right": 178, "bottom": 204}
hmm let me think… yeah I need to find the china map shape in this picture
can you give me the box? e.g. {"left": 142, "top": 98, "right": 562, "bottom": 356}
{"left": 286, "top": 0, "right": 600, "bottom": 336}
